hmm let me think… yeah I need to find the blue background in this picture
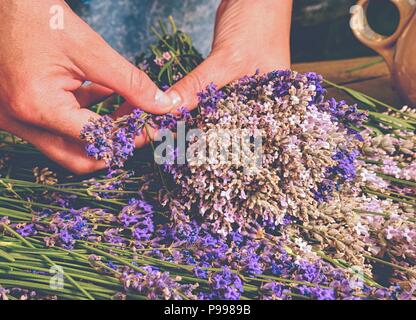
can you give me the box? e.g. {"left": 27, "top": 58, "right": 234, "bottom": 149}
{"left": 69, "top": 0, "right": 399, "bottom": 62}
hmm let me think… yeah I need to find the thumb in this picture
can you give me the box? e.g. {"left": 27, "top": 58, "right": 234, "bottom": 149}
{"left": 166, "top": 53, "right": 239, "bottom": 112}
{"left": 72, "top": 31, "right": 172, "bottom": 114}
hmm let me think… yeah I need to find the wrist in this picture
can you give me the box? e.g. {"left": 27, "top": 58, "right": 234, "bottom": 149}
{"left": 220, "top": 0, "right": 292, "bottom": 10}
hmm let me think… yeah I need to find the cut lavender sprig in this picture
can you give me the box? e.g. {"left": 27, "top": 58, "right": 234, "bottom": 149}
{"left": 81, "top": 110, "right": 148, "bottom": 168}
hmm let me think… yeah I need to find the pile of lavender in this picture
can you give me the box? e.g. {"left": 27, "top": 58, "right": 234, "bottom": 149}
{"left": 0, "top": 19, "right": 415, "bottom": 300}
{"left": 164, "top": 71, "right": 366, "bottom": 236}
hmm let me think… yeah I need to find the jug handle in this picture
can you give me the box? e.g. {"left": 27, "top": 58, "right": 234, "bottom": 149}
{"left": 351, "top": 0, "right": 416, "bottom": 70}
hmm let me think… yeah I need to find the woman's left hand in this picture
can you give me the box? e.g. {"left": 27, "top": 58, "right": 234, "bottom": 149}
{"left": 167, "top": 0, "right": 293, "bottom": 111}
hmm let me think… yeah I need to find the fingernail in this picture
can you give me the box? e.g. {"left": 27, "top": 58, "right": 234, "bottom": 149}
{"left": 167, "top": 90, "right": 182, "bottom": 110}
{"left": 155, "top": 89, "right": 173, "bottom": 110}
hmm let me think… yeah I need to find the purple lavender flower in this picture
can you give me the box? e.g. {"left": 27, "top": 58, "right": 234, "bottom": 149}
{"left": 119, "top": 199, "right": 153, "bottom": 227}
{"left": 321, "top": 98, "right": 367, "bottom": 130}
{"left": 81, "top": 110, "right": 147, "bottom": 168}
{"left": 305, "top": 72, "right": 326, "bottom": 103}
{"left": 112, "top": 128, "right": 135, "bottom": 167}
{"left": 298, "top": 286, "right": 336, "bottom": 300}
{"left": 193, "top": 266, "right": 208, "bottom": 279}
{"left": 267, "top": 70, "right": 293, "bottom": 98}
{"left": 239, "top": 241, "right": 263, "bottom": 275}
{"left": 197, "top": 83, "right": 224, "bottom": 113}
{"left": 178, "top": 107, "right": 192, "bottom": 122}
{"left": 260, "top": 282, "right": 289, "bottom": 300}
{"left": 132, "top": 217, "right": 154, "bottom": 242}
{"left": 59, "top": 228, "right": 74, "bottom": 247}
{"left": 16, "top": 224, "right": 37, "bottom": 237}
{"left": 295, "top": 260, "right": 327, "bottom": 284}
{"left": 81, "top": 115, "right": 115, "bottom": 162}
{"left": 103, "top": 228, "right": 126, "bottom": 246}
{"left": 119, "top": 199, "right": 154, "bottom": 242}
{"left": 315, "top": 148, "right": 360, "bottom": 202}
{"left": 154, "top": 113, "right": 178, "bottom": 130}
{"left": 121, "top": 268, "right": 190, "bottom": 300}
{"left": 42, "top": 208, "right": 92, "bottom": 249}
{"left": 208, "top": 267, "right": 244, "bottom": 300}
{"left": 330, "top": 149, "right": 360, "bottom": 181}
{"left": 314, "top": 179, "right": 335, "bottom": 203}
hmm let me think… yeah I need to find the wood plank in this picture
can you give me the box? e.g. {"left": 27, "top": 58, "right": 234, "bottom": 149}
{"left": 293, "top": 56, "right": 389, "bottom": 84}
{"left": 325, "top": 77, "right": 399, "bottom": 107}
{"left": 293, "top": 57, "right": 404, "bottom": 107}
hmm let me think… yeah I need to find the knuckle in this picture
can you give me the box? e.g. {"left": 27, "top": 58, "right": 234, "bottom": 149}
{"left": 215, "top": 48, "right": 246, "bottom": 66}
{"left": 68, "top": 162, "right": 94, "bottom": 176}
{"left": 9, "top": 82, "right": 45, "bottom": 124}
{"left": 186, "top": 70, "right": 205, "bottom": 94}
{"left": 228, "top": 50, "right": 247, "bottom": 66}
{"left": 212, "top": 49, "right": 254, "bottom": 76}
{"left": 68, "top": 159, "right": 104, "bottom": 175}
{"left": 129, "top": 67, "right": 145, "bottom": 92}
{"left": 9, "top": 98, "right": 32, "bottom": 122}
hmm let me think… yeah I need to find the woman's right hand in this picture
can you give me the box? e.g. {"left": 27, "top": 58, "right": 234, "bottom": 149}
{"left": 0, "top": 0, "right": 172, "bottom": 174}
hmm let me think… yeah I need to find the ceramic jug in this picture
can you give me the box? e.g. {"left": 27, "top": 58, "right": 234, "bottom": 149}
{"left": 351, "top": 0, "right": 416, "bottom": 106}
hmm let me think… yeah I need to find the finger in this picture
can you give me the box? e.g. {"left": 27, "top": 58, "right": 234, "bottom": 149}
{"left": 12, "top": 88, "right": 101, "bottom": 140}
{"left": 41, "top": 96, "right": 155, "bottom": 148}
{"left": 165, "top": 52, "right": 241, "bottom": 112}
{"left": 69, "top": 21, "right": 173, "bottom": 114}
{"left": 3, "top": 103, "right": 153, "bottom": 174}
{"left": 13, "top": 84, "right": 156, "bottom": 157}
{"left": 74, "top": 83, "right": 114, "bottom": 108}
{"left": 0, "top": 115, "right": 105, "bottom": 175}
{"left": 111, "top": 100, "right": 136, "bottom": 120}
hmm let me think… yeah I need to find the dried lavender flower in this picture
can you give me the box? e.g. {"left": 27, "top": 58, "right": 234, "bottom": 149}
{"left": 166, "top": 70, "right": 365, "bottom": 236}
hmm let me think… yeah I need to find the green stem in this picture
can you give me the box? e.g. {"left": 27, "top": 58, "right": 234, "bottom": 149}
{"left": 1, "top": 223, "right": 94, "bottom": 300}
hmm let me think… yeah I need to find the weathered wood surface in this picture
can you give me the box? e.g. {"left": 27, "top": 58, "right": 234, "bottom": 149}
{"left": 293, "top": 56, "right": 404, "bottom": 107}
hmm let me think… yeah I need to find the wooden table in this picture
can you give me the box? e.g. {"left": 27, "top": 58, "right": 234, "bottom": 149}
{"left": 293, "top": 56, "right": 403, "bottom": 107}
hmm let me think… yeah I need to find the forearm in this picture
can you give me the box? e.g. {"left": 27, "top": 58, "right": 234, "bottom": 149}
{"left": 218, "top": 0, "right": 293, "bottom": 37}
{"left": 215, "top": 0, "right": 292, "bottom": 67}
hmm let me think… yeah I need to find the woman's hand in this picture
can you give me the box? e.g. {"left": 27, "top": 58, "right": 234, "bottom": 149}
{"left": 167, "top": 0, "right": 293, "bottom": 111}
{"left": 0, "top": 0, "right": 172, "bottom": 174}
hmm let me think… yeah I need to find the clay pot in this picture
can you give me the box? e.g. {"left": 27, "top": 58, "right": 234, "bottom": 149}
{"left": 351, "top": 0, "right": 416, "bottom": 106}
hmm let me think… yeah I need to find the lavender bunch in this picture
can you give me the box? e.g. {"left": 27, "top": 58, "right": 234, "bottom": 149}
{"left": 165, "top": 71, "right": 366, "bottom": 236}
